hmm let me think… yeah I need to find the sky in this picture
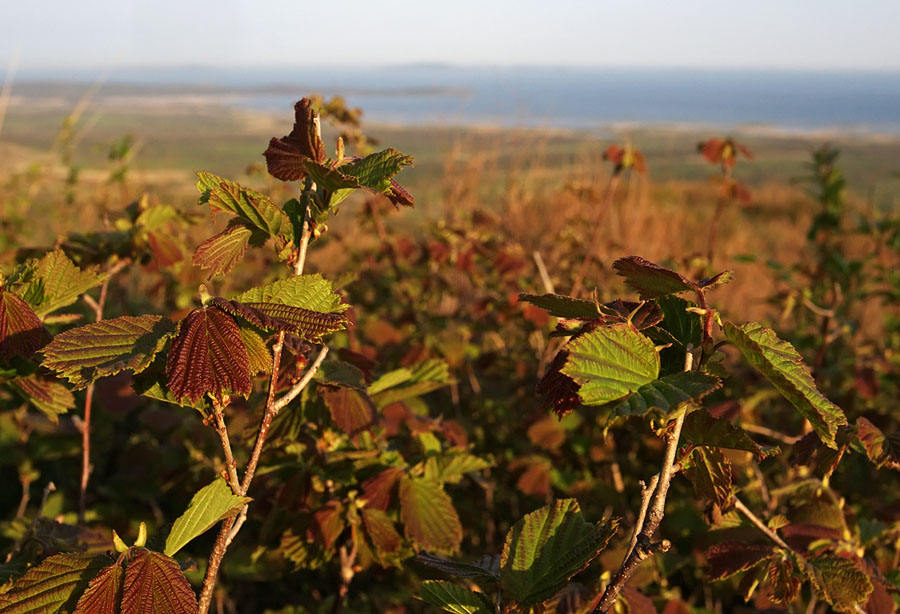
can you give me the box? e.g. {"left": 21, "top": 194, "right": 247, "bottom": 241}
{"left": 2, "top": 0, "right": 900, "bottom": 72}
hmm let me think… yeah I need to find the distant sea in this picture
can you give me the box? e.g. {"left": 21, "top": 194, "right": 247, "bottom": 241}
{"left": 12, "top": 65, "right": 900, "bottom": 135}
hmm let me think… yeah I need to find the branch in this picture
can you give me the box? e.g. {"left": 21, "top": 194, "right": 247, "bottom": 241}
{"left": 212, "top": 400, "right": 241, "bottom": 495}
{"left": 594, "top": 345, "right": 694, "bottom": 613}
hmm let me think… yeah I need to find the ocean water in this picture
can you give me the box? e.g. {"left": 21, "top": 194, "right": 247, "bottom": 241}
{"left": 16, "top": 65, "right": 900, "bottom": 134}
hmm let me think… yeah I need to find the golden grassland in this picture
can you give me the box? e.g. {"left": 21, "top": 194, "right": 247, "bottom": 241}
{"left": 1, "top": 102, "right": 898, "bottom": 332}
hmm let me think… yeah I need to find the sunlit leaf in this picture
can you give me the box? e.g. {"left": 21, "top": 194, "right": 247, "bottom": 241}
{"left": 518, "top": 293, "right": 600, "bottom": 320}
{"left": 613, "top": 256, "right": 697, "bottom": 299}
{"left": 238, "top": 326, "right": 272, "bottom": 376}
{"left": 340, "top": 148, "right": 414, "bottom": 195}
{"left": 165, "top": 307, "right": 250, "bottom": 403}
{"left": 29, "top": 250, "right": 108, "bottom": 318}
{"left": 856, "top": 417, "right": 900, "bottom": 471}
{"left": 164, "top": 479, "right": 251, "bottom": 557}
{"left": 0, "top": 552, "right": 106, "bottom": 614}
{"left": 10, "top": 375, "right": 75, "bottom": 422}
{"left": 236, "top": 274, "right": 346, "bottom": 314}
{"left": 724, "top": 321, "right": 847, "bottom": 448}
{"left": 196, "top": 171, "right": 290, "bottom": 240}
{"left": 424, "top": 454, "right": 491, "bottom": 484}
{"left": 361, "top": 467, "right": 404, "bottom": 511}
{"left": 0, "top": 288, "right": 47, "bottom": 362}
{"left": 499, "top": 498, "right": 618, "bottom": 606}
{"left": 41, "top": 315, "right": 176, "bottom": 389}
{"left": 605, "top": 372, "right": 721, "bottom": 423}
{"left": 768, "top": 558, "right": 801, "bottom": 605}
{"left": 807, "top": 554, "right": 873, "bottom": 613}
{"left": 263, "top": 98, "right": 326, "bottom": 181}
{"left": 192, "top": 222, "right": 257, "bottom": 277}
{"left": 73, "top": 563, "right": 123, "bottom": 614}
{"left": 399, "top": 477, "right": 462, "bottom": 554}
{"left": 417, "top": 580, "right": 493, "bottom": 614}
{"left": 362, "top": 509, "right": 403, "bottom": 556}
{"left": 321, "top": 387, "right": 376, "bottom": 435}
{"left": 368, "top": 359, "right": 453, "bottom": 408}
{"left": 120, "top": 549, "right": 198, "bottom": 614}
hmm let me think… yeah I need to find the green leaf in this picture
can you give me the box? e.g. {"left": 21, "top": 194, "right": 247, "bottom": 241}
{"left": 424, "top": 454, "right": 491, "bottom": 484}
{"left": 560, "top": 324, "right": 659, "bottom": 405}
{"left": 856, "top": 417, "right": 900, "bottom": 471}
{"left": 304, "top": 160, "right": 360, "bottom": 193}
{"left": 41, "top": 315, "right": 176, "bottom": 389}
{"left": 340, "top": 148, "right": 414, "bottom": 194}
{"left": 235, "top": 274, "right": 346, "bottom": 314}
{"left": 29, "top": 250, "right": 108, "bottom": 318}
{"left": 682, "top": 409, "right": 779, "bottom": 459}
{"left": 724, "top": 321, "right": 847, "bottom": 448}
{"left": 684, "top": 446, "right": 733, "bottom": 507}
{"left": 807, "top": 555, "right": 873, "bottom": 613}
{"left": 0, "top": 288, "right": 47, "bottom": 363}
{"left": 9, "top": 375, "right": 75, "bottom": 423}
{"left": 73, "top": 563, "right": 123, "bottom": 614}
{"left": 499, "top": 498, "right": 618, "bottom": 606}
{"left": 131, "top": 361, "right": 211, "bottom": 414}
{"left": 361, "top": 508, "right": 403, "bottom": 557}
{"left": 164, "top": 479, "right": 251, "bottom": 557}
{"left": 314, "top": 360, "right": 367, "bottom": 390}
{"left": 165, "top": 307, "right": 250, "bottom": 403}
{"left": 238, "top": 326, "right": 272, "bottom": 376}
{"left": 192, "top": 222, "right": 257, "bottom": 277}
{"left": 604, "top": 371, "right": 721, "bottom": 423}
{"left": 399, "top": 478, "right": 462, "bottom": 554}
{"left": 417, "top": 580, "right": 493, "bottom": 614}
{"left": 613, "top": 256, "right": 697, "bottom": 299}
{"left": 0, "top": 552, "right": 106, "bottom": 614}
{"left": 368, "top": 359, "right": 453, "bottom": 408}
{"left": 196, "top": 171, "right": 291, "bottom": 240}
{"left": 517, "top": 293, "right": 599, "bottom": 319}
{"left": 120, "top": 549, "right": 198, "bottom": 614}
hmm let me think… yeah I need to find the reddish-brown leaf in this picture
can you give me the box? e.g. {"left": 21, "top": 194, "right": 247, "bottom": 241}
{"left": 263, "top": 99, "right": 326, "bottom": 181}
{"left": 311, "top": 502, "right": 345, "bottom": 550}
{"left": 74, "top": 563, "right": 124, "bottom": 614}
{"left": 622, "top": 585, "right": 658, "bottom": 614}
{"left": 780, "top": 523, "right": 842, "bottom": 552}
{"left": 536, "top": 349, "right": 582, "bottom": 418}
{"left": 321, "top": 387, "right": 376, "bottom": 435}
{"left": 705, "top": 541, "right": 775, "bottom": 580}
{"left": 361, "top": 467, "right": 404, "bottom": 511}
{"left": 165, "top": 307, "right": 250, "bottom": 403}
{"left": 386, "top": 178, "right": 415, "bottom": 207}
{"left": 612, "top": 256, "right": 697, "bottom": 299}
{"left": 768, "top": 558, "right": 801, "bottom": 605}
{"left": 0, "top": 287, "right": 47, "bottom": 362}
{"left": 120, "top": 549, "right": 198, "bottom": 614}
{"left": 192, "top": 224, "right": 254, "bottom": 277}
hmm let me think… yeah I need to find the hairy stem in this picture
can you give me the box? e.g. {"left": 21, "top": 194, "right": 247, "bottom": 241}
{"left": 594, "top": 345, "right": 694, "bottom": 613}
{"left": 212, "top": 400, "right": 241, "bottom": 495}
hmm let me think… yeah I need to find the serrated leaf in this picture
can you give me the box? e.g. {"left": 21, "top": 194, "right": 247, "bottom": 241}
{"left": 416, "top": 552, "right": 500, "bottom": 582}
{"left": 192, "top": 222, "right": 256, "bottom": 277}
{"left": 682, "top": 409, "right": 779, "bottom": 459}
{"left": 856, "top": 417, "right": 900, "bottom": 471}
{"left": 196, "top": 171, "right": 290, "bottom": 240}
{"left": 362, "top": 467, "right": 403, "bottom": 511}
{"left": 73, "top": 563, "right": 123, "bottom": 614}
{"left": 560, "top": 324, "right": 659, "bottom": 405}
{"left": 304, "top": 161, "right": 360, "bottom": 193}
{"left": 807, "top": 554, "right": 873, "bottom": 613}
{"left": 499, "top": 498, "right": 618, "bottom": 606}
{"left": 263, "top": 98, "right": 327, "bottom": 181}
{"left": 165, "top": 307, "right": 251, "bottom": 403}
{"left": 321, "top": 387, "right": 376, "bottom": 436}
{"left": 0, "top": 552, "right": 106, "bottom": 614}
{"left": 120, "top": 549, "right": 198, "bottom": 614}
{"left": 10, "top": 375, "right": 75, "bottom": 422}
{"left": 361, "top": 508, "right": 403, "bottom": 556}
{"left": 0, "top": 288, "right": 47, "bottom": 363}
{"left": 30, "top": 250, "right": 108, "bottom": 318}
{"left": 704, "top": 542, "right": 775, "bottom": 580}
{"left": 164, "top": 479, "right": 251, "bottom": 557}
{"left": 768, "top": 558, "right": 801, "bottom": 605}
{"left": 235, "top": 274, "right": 346, "bottom": 314}
{"left": 613, "top": 256, "right": 697, "bottom": 299}
{"left": 399, "top": 478, "right": 462, "bottom": 554}
{"left": 517, "top": 293, "right": 600, "bottom": 320}
{"left": 604, "top": 371, "right": 721, "bottom": 423}
{"left": 685, "top": 446, "right": 732, "bottom": 507}
{"left": 417, "top": 580, "right": 493, "bottom": 614}
{"left": 238, "top": 326, "right": 272, "bottom": 376}
{"left": 340, "top": 148, "right": 414, "bottom": 194}
{"left": 210, "top": 298, "right": 346, "bottom": 342}
{"left": 131, "top": 361, "right": 211, "bottom": 414}
{"left": 724, "top": 322, "right": 847, "bottom": 448}
{"left": 424, "top": 454, "right": 491, "bottom": 484}
{"left": 41, "top": 315, "right": 176, "bottom": 389}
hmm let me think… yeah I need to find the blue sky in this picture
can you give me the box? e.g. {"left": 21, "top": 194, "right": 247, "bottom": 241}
{"left": 3, "top": 0, "right": 900, "bottom": 71}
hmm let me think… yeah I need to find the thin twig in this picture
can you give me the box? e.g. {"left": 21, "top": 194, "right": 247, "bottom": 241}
{"left": 594, "top": 345, "right": 695, "bottom": 613}
{"left": 271, "top": 346, "right": 329, "bottom": 414}
{"left": 5, "top": 482, "right": 55, "bottom": 563}
{"left": 212, "top": 401, "right": 241, "bottom": 495}
{"left": 733, "top": 497, "right": 791, "bottom": 550}
{"left": 532, "top": 250, "right": 555, "bottom": 294}
{"left": 624, "top": 475, "right": 659, "bottom": 561}
{"left": 332, "top": 542, "right": 358, "bottom": 614}
{"left": 740, "top": 423, "right": 800, "bottom": 446}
